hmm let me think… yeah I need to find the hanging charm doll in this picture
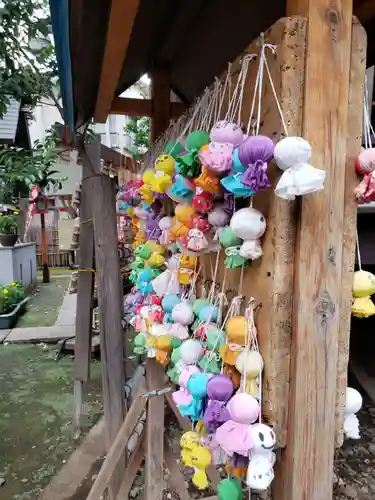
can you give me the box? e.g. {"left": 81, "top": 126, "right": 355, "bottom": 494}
{"left": 238, "top": 135, "right": 274, "bottom": 191}
{"left": 246, "top": 423, "right": 277, "bottom": 491}
{"left": 354, "top": 148, "right": 375, "bottom": 203}
{"left": 230, "top": 207, "right": 267, "bottom": 261}
{"left": 344, "top": 387, "right": 363, "bottom": 440}
{"left": 352, "top": 269, "right": 375, "bottom": 318}
{"left": 274, "top": 136, "right": 326, "bottom": 199}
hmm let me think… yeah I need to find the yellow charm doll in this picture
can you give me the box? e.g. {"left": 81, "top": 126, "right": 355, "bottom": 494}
{"left": 179, "top": 255, "right": 198, "bottom": 285}
{"left": 180, "top": 432, "right": 211, "bottom": 490}
{"left": 352, "top": 269, "right": 375, "bottom": 318}
{"left": 154, "top": 335, "right": 173, "bottom": 366}
{"left": 133, "top": 230, "right": 146, "bottom": 249}
{"left": 139, "top": 184, "right": 155, "bottom": 203}
{"left": 180, "top": 431, "right": 201, "bottom": 467}
{"left": 169, "top": 204, "right": 196, "bottom": 242}
{"left": 190, "top": 445, "right": 212, "bottom": 490}
{"left": 154, "top": 154, "right": 175, "bottom": 175}
{"left": 150, "top": 170, "right": 172, "bottom": 194}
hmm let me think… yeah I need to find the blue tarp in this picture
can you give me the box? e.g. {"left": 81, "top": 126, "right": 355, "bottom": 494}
{"left": 49, "top": 0, "right": 74, "bottom": 129}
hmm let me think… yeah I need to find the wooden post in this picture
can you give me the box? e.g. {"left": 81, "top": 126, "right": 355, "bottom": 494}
{"left": 277, "top": 2, "right": 362, "bottom": 499}
{"left": 203, "top": 17, "right": 306, "bottom": 447}
{"left": 145, "top": 359, "right": 165, "bottom": 500}
{"left": 40, "top": 212, "right": 50, "bottom": 283}
{"left": 150, "top": 69, "right": 171, "bottom": 143}
{"left": 73, "top": 142, "right": 96, "bottom": 432}
{"left": 90, "top": 135, "right": 126, "bottom": 499}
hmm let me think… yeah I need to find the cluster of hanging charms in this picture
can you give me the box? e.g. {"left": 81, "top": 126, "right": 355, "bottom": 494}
{"left": 119, "top": 33, "right": 333, "bottom": 499}
{"left": 352, "top": 79, "right": 375, "bottom": 319}
{"left": 355, "top": 76, "right": 375, "bottom": 203}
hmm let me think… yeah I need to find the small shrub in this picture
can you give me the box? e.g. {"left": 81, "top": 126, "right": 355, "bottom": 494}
{"left": 0, "top": 282, "right": 25, "bottom": 314}
{"left": 0, "top": 212, "right": 19, "bottom": 234}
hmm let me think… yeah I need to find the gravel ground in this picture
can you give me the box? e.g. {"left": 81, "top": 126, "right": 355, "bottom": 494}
{"left": 334, "top": 389, "right": 375, "bottom": 500}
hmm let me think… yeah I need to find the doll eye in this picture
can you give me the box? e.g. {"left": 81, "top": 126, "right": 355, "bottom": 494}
{"left": 259, "top": 432, "right": 264, "bottom": 442}
{"left": 260, "top": 217, "right": 264, "bottom": 222}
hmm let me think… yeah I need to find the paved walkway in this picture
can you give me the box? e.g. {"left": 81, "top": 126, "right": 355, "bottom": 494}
{"left": 1, "top": 292, "right": 77, "bottom": 344}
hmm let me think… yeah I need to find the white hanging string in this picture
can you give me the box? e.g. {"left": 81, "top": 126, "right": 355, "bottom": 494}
{"left": 263, "top": 44, "right": 289, "bottom": 137}
{"left": 188, "top": 263, "right": 202, "bottom": 300}
{"left": 231, "top": 55, "right": 256, "bottom": 125}
{"left": 236, "top": 55, "right": 255, "bottom": 125}
{"left": 218, "top": 63, "right": 232, "bottom": 121}
{"left": 205, "top": 84, "right": 221, "bottom": 130}
{"left": 243, "top": 299, "right": 262, "bottom": 422}
{"left": 356, "top": 228, "right": 362, "bottom": 270}
{"left": 168, "top": 91, "right": 211, "bottom": 156}
{"left": 225, "top": 55, "right": 255, "bottom": 123}
{"left": 208, "top": 249, "right": 221, "bottom": 302}
{"left": 246, "top": 51, "right": 262, "bottom": 135}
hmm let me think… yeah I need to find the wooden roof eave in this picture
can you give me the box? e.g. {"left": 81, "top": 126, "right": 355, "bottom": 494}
{"left": 94, "top": 0, "right": 141, "bottom": 124}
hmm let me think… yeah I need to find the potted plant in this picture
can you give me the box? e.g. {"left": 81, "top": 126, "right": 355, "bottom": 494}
{"left": 0, "top": 282, "right": 28, "bottom": 329}
{"left": 0, "top": 212, "right": 19, "bottom": 246}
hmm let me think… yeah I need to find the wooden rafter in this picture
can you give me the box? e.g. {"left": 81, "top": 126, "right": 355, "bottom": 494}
{"left": 110, "top": 97, "right": 187, "bottom": 118}
{"left": 94, "top": 0, "right": 140, "bottom": 123}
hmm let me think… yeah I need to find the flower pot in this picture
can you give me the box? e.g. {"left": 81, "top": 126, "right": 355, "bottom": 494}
{"left": 0, "top": 234, "right": 18, "bottom": 247}
{"left": 0, "top": 297, "right": 28, "bottom": 329}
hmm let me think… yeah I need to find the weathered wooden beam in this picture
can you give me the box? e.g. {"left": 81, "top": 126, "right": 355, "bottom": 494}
{"left": 163, "top": 438, "right": 190, "bottom": 500}
{"left": 73, "top": 143, "right": 96, "bottom": 431}
{"left": 150, "top": 70, "right": 171, "bottom": 143}
{"left": 335, "top": 18, "right": 367, "bottom": 447}
{"left": 278, "top": 1, "right": 356, "bottom": 499}
{"left": 94, "top": 0, "right": 140, "bottom": 123}
{"left": 145, "top": 359, "right": 165, "bottom": 500}
{"left": 86, "top": 387, "right": 147, "bottom": 500}
{"left": 210, "top": 17, "right": 305, "bottom": 448}
{"left": 116, "top": 434, "right": 145, "bottom": 500}
{"left": 90, "top": 135, "right": 126, "bottom": 499}
{"left": 110, "top": 96, "right": 187, "bottom": 118}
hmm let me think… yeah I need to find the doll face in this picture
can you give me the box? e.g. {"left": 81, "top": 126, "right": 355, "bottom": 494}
{"left": 155, "top": 154, "right": 175, "bottom": 175}
{"left": 210, "top": 121, "right": 244, "bottom": 146}
{"left": 250, "top": 424, "right": 276, "bottom": 451}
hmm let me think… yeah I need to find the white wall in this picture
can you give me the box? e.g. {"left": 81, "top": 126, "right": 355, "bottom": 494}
{"left": 94, "top": 85, "right": 145, "bottom": 152}
{"left": 29, "top": 81, "right": 149, "bottom": 198}
{"left": 29, "top": 97, "right": 82, "bottom": 197}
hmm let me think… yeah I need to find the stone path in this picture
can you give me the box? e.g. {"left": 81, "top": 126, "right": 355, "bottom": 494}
{"left": 0, "top": 292, "right": 77, "bottom": 344}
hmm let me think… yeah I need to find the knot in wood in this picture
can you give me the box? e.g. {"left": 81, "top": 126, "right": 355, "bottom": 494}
{"left": 315, "top": 292, "right": 335, "bottom": 322}
{"left": 326, "top": 7, "right": 340, "bottom": 24}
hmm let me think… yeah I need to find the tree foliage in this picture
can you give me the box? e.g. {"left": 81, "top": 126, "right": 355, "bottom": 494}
{"left": 0, "top": 0, "right": 59, "bottom": 117}
{"left": 124, "top": 116, "right": 150, "bottom": 158}
{"left": 0, "top": 0, "right": 67, "bottom": 203}
{"left": 0, "top": 128, "right": 66, "bottom": 203}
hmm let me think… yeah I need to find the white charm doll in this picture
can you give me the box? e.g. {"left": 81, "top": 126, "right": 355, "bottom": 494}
{"left": 246, "top": 423, "right": 277, "bottom": 491}
{"left": 344, "top": 387, "right": 362, "bottom": 440}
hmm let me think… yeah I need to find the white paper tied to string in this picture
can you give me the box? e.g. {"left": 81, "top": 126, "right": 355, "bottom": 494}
{"left": 246, "top": 38, "right": 326, "bottom": 200}
{"left": 235, "top": 299, "right": 263, "bottom": 404}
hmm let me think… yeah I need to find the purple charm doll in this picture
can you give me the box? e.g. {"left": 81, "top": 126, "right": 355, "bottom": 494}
{"left": 146, "top": 213, "right": 162, "bottom": 240}
{"left": 238, "top": 136, "right": 274, "bottom": 191}
{"left": 203, "top": 374, "right": 234, "bottom": 433}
